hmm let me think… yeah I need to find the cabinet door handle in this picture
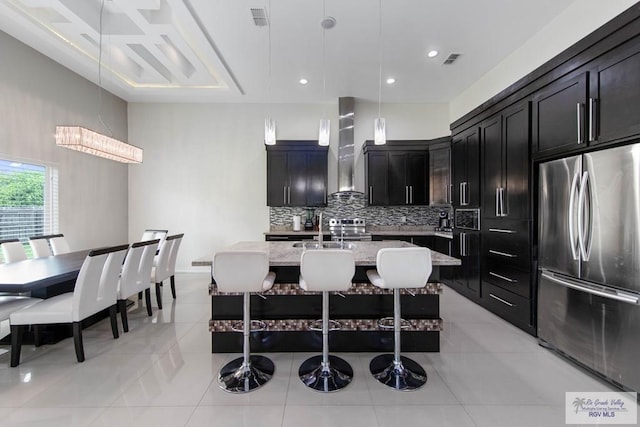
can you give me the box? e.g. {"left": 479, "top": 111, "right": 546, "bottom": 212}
{"left": 283, "top": 186, "right": 287, "bottom": 204}
{"left": 495, "top": 187, "right": 500, "bottom": 216}
{"left": 460, "top": 232, "right": 467, "bottom": 256}
{"left": 464, "top": 182, "right": 469, "bottom": 205}
{"left": 288, "top": 186, "right": 291, "bottom": 204}
{"left": 489, "top": 249, "right": 517, "bottom": 258}
{"left": 489, "top": 293, "right": 514, "bottom": 307}
{"left": 489, "top": 228, "right": 516, "bottom": 234}
{"left": 449, "top": 184, "right": 453, "bottom": 204}
{"left": 576, "top": 102, "right": 584, "bottom": 144}
{"left": 589, "top": 97, "right": 597, "bottom": 142}
{"left": 405, "top": 186, "right": 409, "bottom": 204}
{"left": 499, "top": 187, "right": 506, "bottom": 217}
{"left": 459, "top": 182, "right": 463, "bottom": 205}
{"left": 489, "top": 271, "right": 517, "bottom": 283}
{"left": 410, "top": 186, "right": 414, "bottom": 204}
{"left": 369, "top": 186, "right": 373, "bottom": 203}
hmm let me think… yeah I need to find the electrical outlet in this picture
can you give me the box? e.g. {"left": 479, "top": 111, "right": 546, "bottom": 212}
{"left": 400, "top": 216, "right": 407, "bottom": 223}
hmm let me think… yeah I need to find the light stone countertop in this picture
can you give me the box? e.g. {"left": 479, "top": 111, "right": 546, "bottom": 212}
{"left": 192, "top": 240, "right": 460, "bottom": 267}
{"left": 264, "top": 229, "right": 452, "bottom": 239}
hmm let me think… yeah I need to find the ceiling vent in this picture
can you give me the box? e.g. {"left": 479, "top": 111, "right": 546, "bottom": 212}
{"left": 250, "top": 8, "right": 268, "bottom": 26}
{"left": 443, "top": 53, "right": 462, "bottom": 65}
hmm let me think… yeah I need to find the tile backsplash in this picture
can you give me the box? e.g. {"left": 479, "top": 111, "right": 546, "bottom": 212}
{"left": 269, "top": 192, "right": 452, "bottom": 228}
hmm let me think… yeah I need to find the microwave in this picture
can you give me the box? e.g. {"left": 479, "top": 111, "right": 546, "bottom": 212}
{"left": 454, "top": 208, "right": 480, "bottom": 230}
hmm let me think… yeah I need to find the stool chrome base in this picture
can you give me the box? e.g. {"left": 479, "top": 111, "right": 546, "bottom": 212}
{"left": 369, "top": 354, "right": 427, "bottom": 391}
{"left": 218, "top": 355, "right": 275, "bottom": 393}
{"left": 299, "top": 355, "right": 353, "bottom": 392}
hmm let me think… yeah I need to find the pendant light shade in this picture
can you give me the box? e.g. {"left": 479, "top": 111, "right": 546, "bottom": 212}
{"left": 318, "top": 118, "right": 330, "bottom": 146}
{"left": 264, "top": 118, "right": 276, "bottom": 145}
{"left": 374, "top": 0, "right": 386, "bottom": 145}
{"left": 374, "top": 118, "right": 386, "bottom": 145}
{"left": 55, "top": 126, "right": 143, "bottom": 163}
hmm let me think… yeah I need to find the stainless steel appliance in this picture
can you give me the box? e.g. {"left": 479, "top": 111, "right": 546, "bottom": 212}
{"left": 538, "top": 143, "right": 640, "bottom": 393}
{"left": 328, "top": 218, "right": 372, "bottom": 241}
{"left": 454, "top": 208, "right": 480, "bottom": 230}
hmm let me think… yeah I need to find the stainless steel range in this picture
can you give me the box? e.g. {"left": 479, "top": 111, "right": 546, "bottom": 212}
{"left": 328, "top": 218, "right": 372, "bottom": 241}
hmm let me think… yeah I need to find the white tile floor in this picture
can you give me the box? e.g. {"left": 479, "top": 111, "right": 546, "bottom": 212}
{"left": 0, "top": 273, "right": 636, "bottom": 427}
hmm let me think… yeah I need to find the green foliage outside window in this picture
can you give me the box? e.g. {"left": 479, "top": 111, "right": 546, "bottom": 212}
{"left": 0, "top": 171, "right": 44, "bottom": 207}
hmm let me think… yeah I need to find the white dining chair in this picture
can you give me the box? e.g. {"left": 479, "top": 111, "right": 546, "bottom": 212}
{"left": 213, "top": 250, "right": 276, "bottom": 393}
{"left": 29, "top": 236, "right": 53, "bottom": 258}
{"left": 366, "top": 247, "right": 432, "bottom": 391}
{"left": 9, "top": 244, "right": 129, "bottom": 366}
{"left": 166, "top": 233, "right": 183, "bottom": 299}
{"left": 1, "top": 239, "right": 27, "bottom": 263}
{"left": 49, "top": 235, "right": 71, "bottom": 255}
{"left": 117, "top": 239, "right": 159, "bottom": 332}
{"left": 150, "top": 234, "right": 182, "bottom": 309}
{"left": 141, "top": 229, "right": 167, "bottom": 252}
{"left": 298, "top": 249, "right": 355, "bottom": 392}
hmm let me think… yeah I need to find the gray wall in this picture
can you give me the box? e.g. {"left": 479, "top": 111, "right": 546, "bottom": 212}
{"left": 0, "top": 30, "right": 129, "bottom": 250}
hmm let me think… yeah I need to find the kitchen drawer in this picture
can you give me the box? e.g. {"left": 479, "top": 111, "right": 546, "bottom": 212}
{"left": 482, "top": 281, "right": 532, "bottom": 333}
{"left": 483, "top": 221, "right": 531, "bottom": 270}
{"left": 483, "top": 259, "right": 531, "bottom": 298}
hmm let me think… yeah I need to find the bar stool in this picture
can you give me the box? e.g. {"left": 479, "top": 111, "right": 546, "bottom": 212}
{"left": 213, "top": 250, "right": 276, "bottom": 393}
{"left": 298, "top": 249, "right": 355, "bottom": 392}
{"left": 366, "top": 247, "right": 432, "bottom": 391}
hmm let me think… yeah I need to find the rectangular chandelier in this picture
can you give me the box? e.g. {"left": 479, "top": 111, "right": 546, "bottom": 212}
{"left": 55, "top": 126, "right": 143, "bottom": 164}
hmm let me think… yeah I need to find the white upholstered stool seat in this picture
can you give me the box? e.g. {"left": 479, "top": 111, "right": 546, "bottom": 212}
{"left": 366, "top": 247, "right": 432, "bottom": 391}
{"left": 298, "top": 249, "right": 355, "bottom": 392}
{"left": 213, "top": 250, "right": 276, "bottom": 393}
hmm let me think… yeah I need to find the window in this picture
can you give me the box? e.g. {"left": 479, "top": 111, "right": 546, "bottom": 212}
{"left": 0, "top": 158, "right": 58, "bottom": 260}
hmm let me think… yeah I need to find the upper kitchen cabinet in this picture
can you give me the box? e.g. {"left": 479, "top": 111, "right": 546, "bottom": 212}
{"left": 588, "top": 38, "right": 640, "bottom": 146}
{"left": 429, "top": 137, "right": 452, "bottom": 205}
{"left": 482, "top": 101, "right": 531, "bottom": 220}
{"left": 266, "top": 141, "right": 328, "bottom": 207}
{"left": 451, "top": 126, "right": 480, "bottom": 208}
{"left": 532, "top": 71, "right": 588, "bottom": 157}
{"left": 364, "top": 140, "right": 429, "bottom": 206}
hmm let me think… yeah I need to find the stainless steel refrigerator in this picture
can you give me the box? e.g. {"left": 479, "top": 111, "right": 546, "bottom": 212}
{"left": 538, "top": 143, "right": 640, "bottom": 392}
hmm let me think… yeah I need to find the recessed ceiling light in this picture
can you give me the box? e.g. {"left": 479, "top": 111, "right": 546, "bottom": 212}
{"left": 386, "top": 78, "right": 396, "bottom": 85}
{"left": 427, "top": 50, "right": 439, "bottom": 58}
{"left": 299, "top": 78, "right": 308, "bottom": 85}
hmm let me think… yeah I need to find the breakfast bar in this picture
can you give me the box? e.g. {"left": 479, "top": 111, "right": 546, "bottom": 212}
{"left": 193, "top": 240, "right": 460, "bottom": 353}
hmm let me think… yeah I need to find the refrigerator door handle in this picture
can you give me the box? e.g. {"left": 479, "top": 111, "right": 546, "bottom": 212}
{"left": 541, "top": 271, "right": 639, "bottom": 305}
{"left": 577, "top": 171, "right": 591, "bottom": 261}
{"left": 568, "top": 172, "right": 581, "bottom": 261}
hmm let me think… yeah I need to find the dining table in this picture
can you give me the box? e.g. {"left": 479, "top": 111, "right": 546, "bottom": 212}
{"left": 0, "top": 250, "right": 89, "bottom": 298}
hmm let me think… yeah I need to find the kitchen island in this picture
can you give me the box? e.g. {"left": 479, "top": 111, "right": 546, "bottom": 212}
{"left": 193, "top": 240, "right": 460, "bottom": 353}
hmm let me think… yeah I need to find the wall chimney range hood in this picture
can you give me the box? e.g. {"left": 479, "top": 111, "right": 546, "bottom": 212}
{"left": 334, "top": 97, "right": 363, "bottom": 196}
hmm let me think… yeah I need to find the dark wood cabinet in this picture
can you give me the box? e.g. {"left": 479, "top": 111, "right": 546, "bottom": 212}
{"left": 589, "top": 38, "right": 640, "bottom": 146}
{"left": 364, "top": 141, "right": 429, "bottom": 206}
{"left": 429, "top": 141, "right": 451, "bottom": 205}
{"left": 482, "top": 102, "right": 530, "bottom": 220}
{"left": 532, "top": 72, "right": 588, "bottom": 156}
{"left": 266, "top": 141, "right": 328, "bottom": 207}
{"left": 451, "top": 127, "right": 480, "bottom": 208}
{"left": 450, "top": 230, "right": 480, "bottom": 300}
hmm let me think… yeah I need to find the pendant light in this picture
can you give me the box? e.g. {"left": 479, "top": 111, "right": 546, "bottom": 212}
{"left": 318, "top": 6, "right": 334, "bottom": 147}
{"left": 374, "top": 0, "right": 386, "bottom": 145}
{"left": 56, "top": 0, "right": 143, "bottom": 163}
{"left": 264, "top": 0, "right": 276, "bottom": 145}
